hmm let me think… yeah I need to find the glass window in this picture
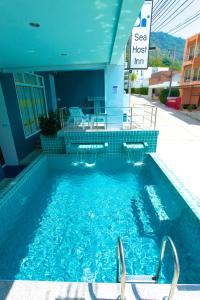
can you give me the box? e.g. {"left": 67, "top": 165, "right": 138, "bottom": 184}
{"left": 196, "top": 43, "right": 200, "bottom": 57}
{"left": 14, "top": 73, "right": 47, "bottom": 138}
{"left": 193, "top": 68, "right": 200, "bottom": 81}
{"left": 188, "top": 45, "right": 195, "bottom": 60}
{"left": 184, "top": 69, "right": 191, "bottom": 82}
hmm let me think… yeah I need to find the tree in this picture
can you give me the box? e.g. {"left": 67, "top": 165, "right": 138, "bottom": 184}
{"left": 162, "top": 57, "right": 171, "bottom": 66}
{"left": 130, "top": 73, "right": 137, "bottom": 82}
{"left": 148, "top": 56, "right": 163, "bottom": 67}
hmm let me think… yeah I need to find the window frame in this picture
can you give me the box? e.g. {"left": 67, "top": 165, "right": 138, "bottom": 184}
{"left": 14, "top": 72, "right": 48, "bottom": 139}
{"left": 193, "top": 68, "right": 200, "bottom": 81}
{"left": 196, "top": 43, "right": 200, "bottom": 57}
{"left": 188, "top": 45, "right": 195, "bottom": 60}
{"left": 184, "top": 69, "right": 191, "bottom": 82}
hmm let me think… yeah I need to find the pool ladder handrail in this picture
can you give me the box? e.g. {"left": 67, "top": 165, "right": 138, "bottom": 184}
{"left": 155, "top": 236, "right": 180, "bottom": 300}
{"left": 117, "top": 235, "right": 180, "bottom": 300}
{"left": 117, "top": 238, "right": 126, "bottom": 300}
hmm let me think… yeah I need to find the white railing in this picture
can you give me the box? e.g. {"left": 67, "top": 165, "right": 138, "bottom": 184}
{"left": 58, "top": 104, "right": 157, "bottom": 131}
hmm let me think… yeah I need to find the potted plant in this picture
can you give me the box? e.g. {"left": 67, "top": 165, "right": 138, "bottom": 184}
{"left": 39, "top": 111, "right": 60, "bottom": 136}
{"left": 39, "top": 112, "right": 65, "bottom": 153}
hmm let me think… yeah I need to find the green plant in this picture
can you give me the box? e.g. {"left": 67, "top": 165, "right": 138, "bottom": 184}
{"left": 182, "top": 104, "right": 196, "bottom": 110}
{"left": 159, "top": 88, "right": 180, "bottom": 104}
{"left": 39, "top": 111, "right": 60, "bottom": 136}
{"left": 187, "top": 105, "right": 194, "bottom": 112}
{"left": 159, "top": 89, "right": 169, "bottom": 104}
{"left": 131, "top": 87, "right": 148, "bottom": 95}
{"left": 130, "top": 73, "right": 137, "bottom": 82}
{"left": 139, "top": 87, "right": 148, "bottom": 95}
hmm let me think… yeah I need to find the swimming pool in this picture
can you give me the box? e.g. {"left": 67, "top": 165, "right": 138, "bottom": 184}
{"left": 0, "top": 154, "right": 199, "bottom": 283}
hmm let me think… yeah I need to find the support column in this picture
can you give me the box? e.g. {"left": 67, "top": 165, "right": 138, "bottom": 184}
{"left": 49, "top": 74, "right": 57, "bottom": 111}
{"left": 104, "top": 59, "right": 124, "bottom": 130}
{"left": 148, "top": 87, "right": 153, "bottom": 100}
{"left": 0, "top": 82, "right": 18, "bottom": 165}
{"left": 42, "top": 73, "right": 57, "bottom": 112}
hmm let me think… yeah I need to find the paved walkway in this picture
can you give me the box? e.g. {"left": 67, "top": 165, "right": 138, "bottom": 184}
{"left": 131, "top": 95, "right": 200, "bottom": 202}
{"left": 0, "top": 280, "right": 199, "bottom": 300}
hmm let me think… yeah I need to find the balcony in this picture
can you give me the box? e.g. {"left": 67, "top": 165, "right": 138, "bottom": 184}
{"left": 184, "top": 77, "right": 191, "bottom": 83}
{"left": 192, "top": 76, "right": 200, "bottom": 82}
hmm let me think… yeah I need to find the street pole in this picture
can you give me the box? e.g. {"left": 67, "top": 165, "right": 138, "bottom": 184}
{"left": 128, "top": 70, "right": 132, "bottom": 107}
{"left": 168, "top": 69, "right": 173, "bottom": 97}
{"left": 128, "top": 34, "right": 132, "bottom": 107}
{"left": 168, "top": 47, "right": 176, "bottom": 97}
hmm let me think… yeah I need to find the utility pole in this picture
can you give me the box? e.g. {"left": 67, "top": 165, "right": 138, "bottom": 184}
{"left": 127, "top": 35, "right": 132, "bottom": 107}
{"left": 168, "top": 47, "right": 176, "bottom": 97}
{"left": 128, "top": 70, "right": 132, "bottom": 107}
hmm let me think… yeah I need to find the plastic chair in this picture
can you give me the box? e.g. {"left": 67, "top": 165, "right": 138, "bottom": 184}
{"left": 68, "top": 107, "right": 90, "bottom": 128}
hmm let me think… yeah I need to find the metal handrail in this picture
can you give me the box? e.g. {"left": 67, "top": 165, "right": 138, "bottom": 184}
{"left": 57, "top": 104, "right": 157, "bottom": 130}
{"left": 58, "top": 106, "right": 66, "bottom": 129}
{"left": 156, "top": 236, "right": 180, "bottom": 300}
{"left": 117, "top": 238, "right": 126, "bottom": 300}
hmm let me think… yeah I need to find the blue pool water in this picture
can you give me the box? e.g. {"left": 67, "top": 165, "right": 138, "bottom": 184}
{"left": 0, "top": 154, "right": 199, "bottom": 283}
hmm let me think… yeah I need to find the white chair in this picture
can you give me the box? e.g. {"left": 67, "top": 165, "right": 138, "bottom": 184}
{"left": 68, "top": 107, "right": 90, "bottom": 128}
{"left": 86, "top": 97, "right": 107, "bottom": 129}
{"left": 90, "top": 114, "right": 107, "bottom": 129}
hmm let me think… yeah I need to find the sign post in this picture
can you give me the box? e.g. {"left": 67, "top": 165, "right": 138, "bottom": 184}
{"left": 130, "top": 0, "right": 153, "bottom": 69}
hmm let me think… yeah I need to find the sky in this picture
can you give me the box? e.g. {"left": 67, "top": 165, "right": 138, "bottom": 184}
{"left": 152, "top": 0, "right": 200, "bottom": 39}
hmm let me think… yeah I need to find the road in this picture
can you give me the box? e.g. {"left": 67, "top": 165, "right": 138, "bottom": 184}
{"left": 131, "top": 95, "right": 200, "bottom": 202}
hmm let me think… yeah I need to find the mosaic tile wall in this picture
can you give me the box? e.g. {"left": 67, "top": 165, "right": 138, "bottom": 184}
{"left": 0, "top": 155, "right": 48, "bottom": 244}
{"left": 44, "top": 130, "right": 159, "bottom": 154}
{"left": 40, "top": 135, "right": 65, "bottom": 153}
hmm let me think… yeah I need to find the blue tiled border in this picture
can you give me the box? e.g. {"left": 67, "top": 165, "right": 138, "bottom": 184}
{"left": 0, "top": 154, "right": 47, "bottom": 244}
{"left": 0, "top": 154, "right": 46, "bottom": 201}
{"left": 151, "top": 153, "right": 200, "bottom": 221}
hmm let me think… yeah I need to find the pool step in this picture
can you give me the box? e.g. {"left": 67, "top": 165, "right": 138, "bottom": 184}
{"left": 125, "top": 275, "right": 156, "bottom": 284}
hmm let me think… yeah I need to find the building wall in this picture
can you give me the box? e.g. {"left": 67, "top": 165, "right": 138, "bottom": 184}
{"left": 0, "top": 80, "right": 19, "bottom": 165}
{"left": 54, "top": 70, "right": 105, "bottom": 110}
{"left": 180, "top": 88, "right": 191, "bottom": 104}
{"left": 149, "top": 71, "right": 172, "bottom": 85}
{"left": 180, "top": 33, "right": 200, "bottom": 106}
{"left": 191, "top": 87, "right": 200, "bottom": 105}
{"left": 0, "top": 73, "right": 40, "bottom": 162}
{"left": 105, "top": 63, "right": 124, "bottom": 129}
{"left": 0, "top": 73, "right": 54, "bottom": 162}
{"left": 181, "top": 87, "right": 200, "bottom": 105}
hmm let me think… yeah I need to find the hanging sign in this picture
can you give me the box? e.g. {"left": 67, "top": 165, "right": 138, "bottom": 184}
{"left": 131, "top": 0, "right": 153, "bottom": 69}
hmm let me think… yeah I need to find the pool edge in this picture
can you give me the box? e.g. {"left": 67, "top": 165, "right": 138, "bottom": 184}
{"left": 150, "top": 153, "right": 200, "bottom": 221}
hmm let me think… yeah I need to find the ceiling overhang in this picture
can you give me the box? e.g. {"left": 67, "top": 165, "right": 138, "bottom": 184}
{"left": 0, "top": 0, "right": 144, "bottom": 72}
{"left": 110, "top": 0, "right": 143, "bottom": 64}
